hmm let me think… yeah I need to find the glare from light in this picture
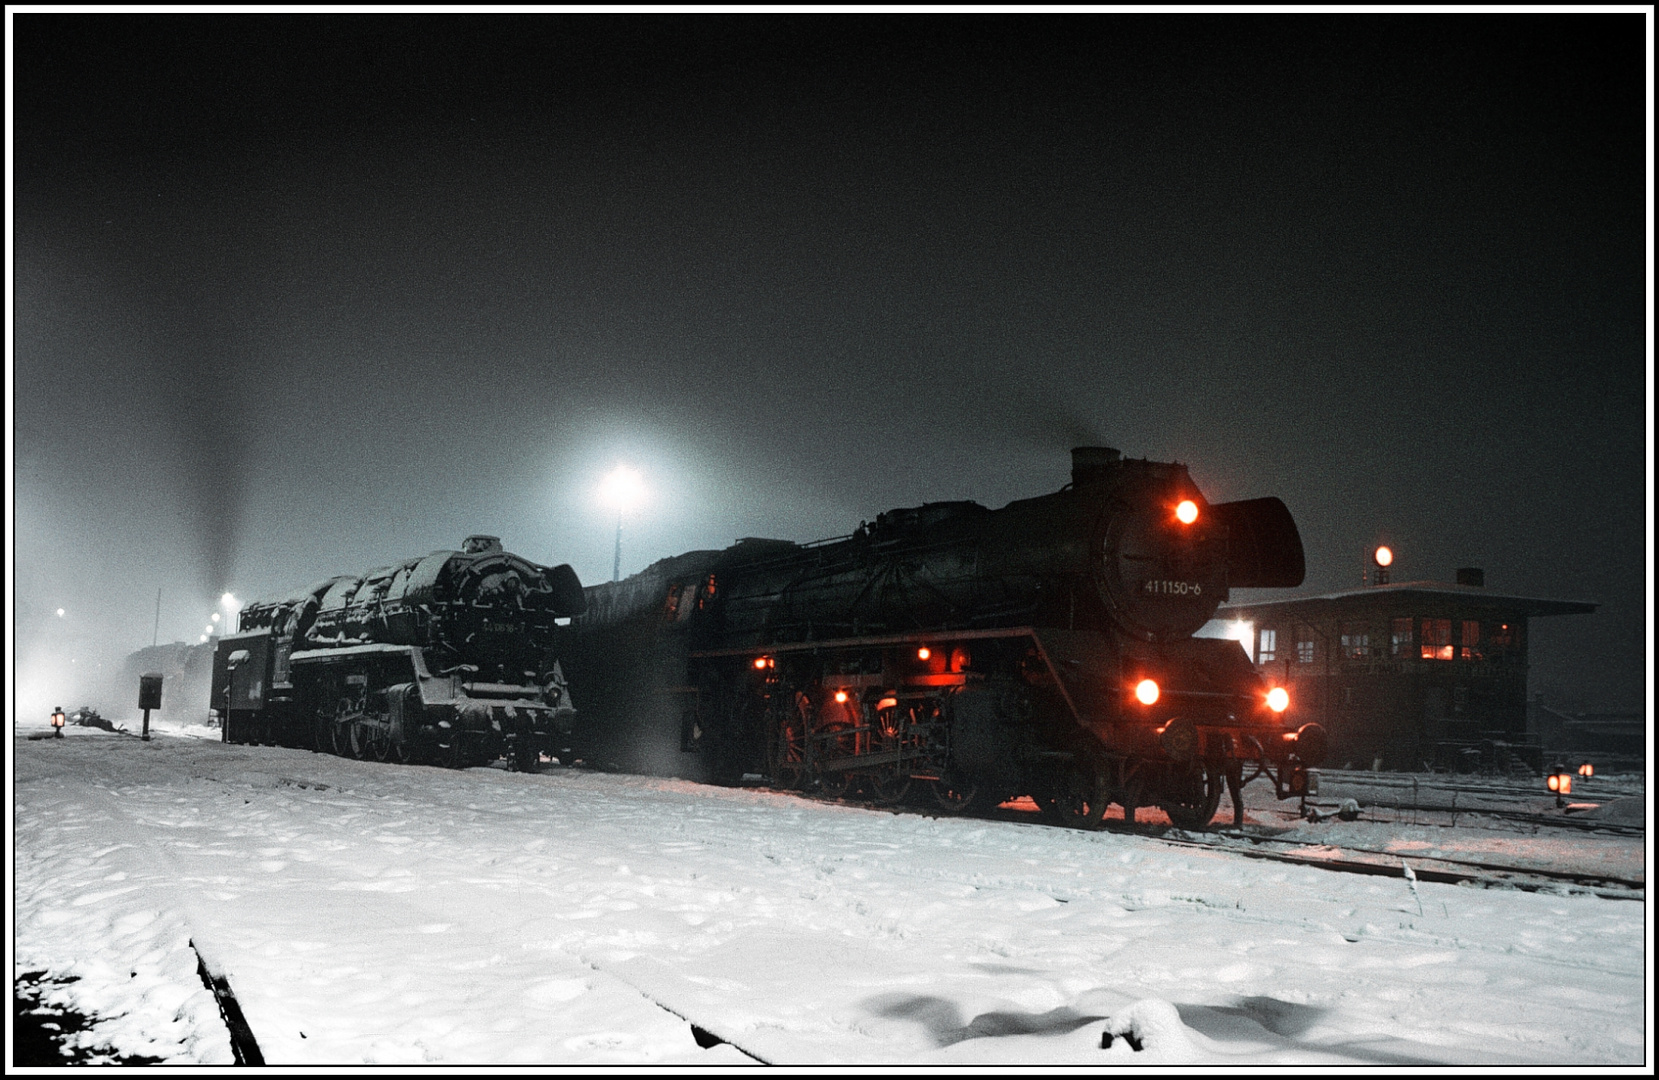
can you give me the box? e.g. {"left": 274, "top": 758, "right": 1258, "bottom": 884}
{"left": 917, "top": 647, "right": 931, "bottom": 661}
{"left": 56, "top": 608, "right": 65, "bottom": 617}
{"left": 599, "top": 465, "right": 648, "bottom": 512}
{"left": 834, "top": 689, "right": 849, "bottom": 704}
{"left": 1267, "top": 687, "right": 1290, "bottom": 712}
{"left": 1374, "top": 545, "right": 1394, "bottom": 568}
{"left": 200, "top": 634, "right": 209, "bottom": 643}
{"left": 205, "top": 625, "right": 215, "bottom": 635}
{"left": 1220, "top": 620, "right": 1255, "bottom": 661}
{"left": 1176, "top": 499, "right": 1198, "bottom": 524}
{"left": 1135, "top": 678, "right": 1160, "bottom": 705}
{"left": 221, "top": 592, "right": 241, "bottom": 611}
{"left": 211, "top": 612, "right": 221, "bottom": 623}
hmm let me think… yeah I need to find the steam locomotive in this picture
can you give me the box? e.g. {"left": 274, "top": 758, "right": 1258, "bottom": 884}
{"left": 557, "top": 447, "right": 1325, "bottom": 829}
{"left": 210, "top": 536, "right": 586, "bottom": 770}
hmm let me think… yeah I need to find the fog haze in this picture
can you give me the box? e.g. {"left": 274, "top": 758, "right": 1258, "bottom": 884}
{"left": 10, "top": 16, "right": 1649, "bottom": 719}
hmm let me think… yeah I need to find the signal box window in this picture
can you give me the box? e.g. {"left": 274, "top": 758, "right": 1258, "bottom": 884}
{"left": 1461, "top": 620, "right": 1482, "bottom": 660}
{"left": 1296, "top": 629, "right": 1315, "bottom": 663}
{"left": 1258, "top": 628, "right": 1277, "bottom": 663}
{"left": 1341, "top": 623, "right": 1370, "bottom": 660}
{"left": 1390, "top": 617, "right": 1413, "bottom": 657}
{"left": 1421, "top": 618, "right": 1453, "bottom": 660}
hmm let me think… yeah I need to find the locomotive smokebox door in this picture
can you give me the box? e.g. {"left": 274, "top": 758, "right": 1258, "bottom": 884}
{"left": 138, "top": 673, "right": 163, "bottom": 711}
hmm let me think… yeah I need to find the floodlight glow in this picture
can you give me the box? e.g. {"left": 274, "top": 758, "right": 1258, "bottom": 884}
{"left": 1374, "top": 546, "right": 1394, "bottom": 568}
{"left": 221, "top": 592, "right": 240, "bottom": 610}
{"left": 56, "top": 608, "right": 65, "bottom": 617}
{"left": 1135, "top": 679, "right": 1160, "bottom": 705}
{"left": 211, "top": 612, "right": 221, "bottom": 623}
{"left": 1176, "top": 500, "right": 1198, "bottom": 524}
{"left": 600, "top": 465, "right": 648, "bottom": 511}
{"left": 1267, "top": 687, "right": 1290, "bottom": 712}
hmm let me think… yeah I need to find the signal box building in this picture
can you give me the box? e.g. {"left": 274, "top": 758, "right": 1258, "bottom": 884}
{"left": 1215, "top": 568, "right": 1596, "bottom": 771}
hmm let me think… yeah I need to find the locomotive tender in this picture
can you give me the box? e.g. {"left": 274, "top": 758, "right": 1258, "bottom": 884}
{"left": 558, "top": 447, "right": 1326, "bottom": 829}
{"left": 211, "top": 536, "right": 585, "bottom": 769}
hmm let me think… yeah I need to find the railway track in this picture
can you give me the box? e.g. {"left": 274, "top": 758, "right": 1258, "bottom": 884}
{"left": 775, "top": 778, "right": 1645, "bottom": 900}
{"left": 1154, "top": 829, "right": 1645, "bottom": 900}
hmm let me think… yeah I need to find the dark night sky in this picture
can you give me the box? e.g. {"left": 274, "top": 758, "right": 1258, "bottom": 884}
{"left": 10, "top": 14, "right": 1650, "bottom": 717}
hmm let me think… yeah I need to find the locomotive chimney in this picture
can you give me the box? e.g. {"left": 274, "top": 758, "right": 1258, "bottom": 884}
{"left": 1071, "top": 446, "right": 1121, "bottom": 488}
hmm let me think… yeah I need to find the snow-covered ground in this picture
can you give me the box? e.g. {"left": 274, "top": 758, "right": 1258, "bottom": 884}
{"left": 12, "top": 718, "right": 1651, "bottom": 1067}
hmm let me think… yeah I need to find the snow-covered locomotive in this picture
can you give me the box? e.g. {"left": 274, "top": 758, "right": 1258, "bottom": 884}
{"left": 558, "top": 448, "right": 1325, "bottom": 829}
{"left": 211, "top": 536, "right": 585, "bottom": 770}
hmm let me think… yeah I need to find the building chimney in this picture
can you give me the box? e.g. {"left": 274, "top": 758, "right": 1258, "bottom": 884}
{"left": 1071, "top": 446, "right": 1121, "bottom": 488}
{"left": 1455, "top": 567, "right": 1484, "bottom": 588}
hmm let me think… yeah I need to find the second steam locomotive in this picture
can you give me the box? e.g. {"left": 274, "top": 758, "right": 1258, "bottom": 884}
{"left": 211, "top": 536, "right": 586, "bottom": 769}
{"left": 557, "top": 447, "right": 1326, "bottom": 829}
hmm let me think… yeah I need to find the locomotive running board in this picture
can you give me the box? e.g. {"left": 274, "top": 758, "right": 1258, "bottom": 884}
{"left": 689, "top": 625, "right": 1043, "bottom": 657}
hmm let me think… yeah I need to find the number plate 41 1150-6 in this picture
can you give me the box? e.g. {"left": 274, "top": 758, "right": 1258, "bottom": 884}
{"left": 1142, "top": 580, "right": 1203, "bottom": 597}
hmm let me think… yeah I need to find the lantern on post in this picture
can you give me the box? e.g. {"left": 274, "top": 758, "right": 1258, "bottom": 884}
{"left": 1577, "top": 762, "right": 1594, "bottom": 781}
{"left": 1545, "top": 763, "right": 1573, "bottom": 807}
{"left": 1371, "top": 545, "right": 1393, "bottom": 586}
{"left": 51, "top": 706, "right": 66, "bottom": 738}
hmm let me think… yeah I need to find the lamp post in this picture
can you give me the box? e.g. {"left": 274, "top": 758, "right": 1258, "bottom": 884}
{"left": 599, "top": 465, "right": 647, "bottom": 583}
{"left": 51, "top": 707, "right": 66, "bottom": 739}
{"left": 1371, "top": 545, "right": 1393, "bottom": 586}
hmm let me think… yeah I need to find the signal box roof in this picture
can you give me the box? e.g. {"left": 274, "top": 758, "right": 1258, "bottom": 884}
{"left": 1220, "top": 581, "right": 1597, "bottom": 619}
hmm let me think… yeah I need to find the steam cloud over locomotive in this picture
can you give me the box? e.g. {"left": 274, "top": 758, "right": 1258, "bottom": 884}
{"left": 212, "top": 536, "right": 585, "bottom": 769}
{"left": 557, "top": 447, "right": 1325, "bottom": 828}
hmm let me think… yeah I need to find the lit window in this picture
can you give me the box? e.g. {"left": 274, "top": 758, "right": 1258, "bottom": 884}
{"left": 1258, "top": 628, "right": 1277, "bottom": 663}
{"left": 1340, "top": 624, "right": 1370, "bottom": 660}
{"left": 1297, "top": 639, "right": 1315, "bottom": 663}
{"left": 1490, "top": 622, "right": 1513, "bottom": 648}
{"left": 1460, "top": 620, "right": 1482, "bottom": 660}
{"left": 1390, "top": 617, "right": 1413, "bottom": 657}
{"left": 1420, "top": 618, "right": 1453, "bottom": 660}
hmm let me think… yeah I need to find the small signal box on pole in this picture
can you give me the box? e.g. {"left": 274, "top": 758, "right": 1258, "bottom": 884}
{"left": 138, "top": 673, "right": 163, "bottom": 742}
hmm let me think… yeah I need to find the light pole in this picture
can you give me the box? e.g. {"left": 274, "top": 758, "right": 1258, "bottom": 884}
{"left": 599, "top": 465, "right": 647, "bottom": 582}
{"left": 1371, "top": 544, "right": 1393, "bottom": 586}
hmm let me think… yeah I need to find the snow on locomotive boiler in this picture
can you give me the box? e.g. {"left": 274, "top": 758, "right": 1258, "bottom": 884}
{"left": 211, "top": 536, "right": 585, "bottom": 769}
{"left": 559, "top": 448, "right": 1325, "bottom": 829}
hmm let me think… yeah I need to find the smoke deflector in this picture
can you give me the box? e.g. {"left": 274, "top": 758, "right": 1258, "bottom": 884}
{"left": 1212, "top": 497, "right": 1305, "bottom": 589}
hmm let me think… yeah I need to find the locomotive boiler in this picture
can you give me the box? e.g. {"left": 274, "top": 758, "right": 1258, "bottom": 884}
{"left": 211, "top": 536, "right": 586, "bottom": 769}
{"left": 559, "top": 447, "right": 1325, "bottom": 829}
